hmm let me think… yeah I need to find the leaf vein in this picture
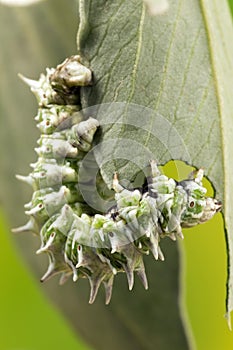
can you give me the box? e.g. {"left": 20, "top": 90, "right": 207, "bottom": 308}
{"left": 127, "top": 3, "right": 146, "bottom": 103}
{"left": 153, "top": 0, "right": 183, "bottom": 112}
{"left": 182, "top": 76, "right": 212, "bottom": 146}
{"left": 173, "top": 24, "right": 203, "bottom": 121}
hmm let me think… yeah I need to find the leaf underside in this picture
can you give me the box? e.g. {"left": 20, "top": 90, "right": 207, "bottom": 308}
{"left": 79, "top": 0, "right": 223, "bottom": 188}
{"left": 78, "top": 0, "right": 233, "bottom": 327}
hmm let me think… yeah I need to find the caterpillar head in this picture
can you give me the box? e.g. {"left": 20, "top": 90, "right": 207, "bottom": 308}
{"left": 148, "top": 161, "right": 221, "bottom": 238}
{"left": 179, "top": 169, "right": 222, "bottom": 227}
{"left": 49, "top": 55, "right": 92, "bottom": 90}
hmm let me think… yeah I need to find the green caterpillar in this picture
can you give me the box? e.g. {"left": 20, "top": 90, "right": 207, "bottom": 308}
{"left": 14, "top": 56, "right": 221, "bottom": 304}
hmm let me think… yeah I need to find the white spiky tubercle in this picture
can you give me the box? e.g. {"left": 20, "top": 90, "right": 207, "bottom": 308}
{"left": 14, "top": 56, "right": 222, "bottom": 305}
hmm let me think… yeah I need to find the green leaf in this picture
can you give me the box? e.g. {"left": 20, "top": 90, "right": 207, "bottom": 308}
{"left": 78, "top": 0, "right": 233, "bottom": 327}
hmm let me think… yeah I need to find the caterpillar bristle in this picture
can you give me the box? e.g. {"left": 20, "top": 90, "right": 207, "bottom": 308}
{"left": 59, "top": 272, "right": 72, "bottom": 286}
{"left": 168, "top": 233, "right": 177, "bottom": 241}
{"left": 88, "top": 277, "right": 103, "bottom": 304}
{"left": 40, "top": 261, "right": 58, "bottom": 283}
{"left": 158, "top": 247, "right": 165, "bottom": 261}
{"left": 15, "top": 56, "right": 222, "bottom": 305}
{"left": 103, "top": 275, "right": 114, "bottom": 305}
{"left": 40, "top": 252, "right": 70, "bottom": 283}
{"left": 136, "top": 267, "right": 148, "bottom": 290}
{"left": 148, "top": 242, "right": 159, "bottom": 260}
{"left": 12, "top": 217, "right": 38, "bottom": 234}
{"left": 146, "top": 231, "right": 160, "bottom": 260}
{"left": 16, "top": 174, "right": 34, "bottom": 187}
{"left": 36, "top": 232, "right": 55, "bottom": 254}
{"left": 18, "top": 73, "right": 40, "bottom": 89}
{"left": 123, "top": 265, "right": 134, "bottom": 291}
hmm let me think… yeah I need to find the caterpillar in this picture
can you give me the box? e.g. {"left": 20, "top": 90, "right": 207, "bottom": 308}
{"left": 14, "top": 56, "right": 222, "bottom": 304}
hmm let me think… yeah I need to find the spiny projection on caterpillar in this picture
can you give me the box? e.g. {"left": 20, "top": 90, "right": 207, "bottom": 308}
{"left": 14, "top": 55, "right": 222, "bottom": 304}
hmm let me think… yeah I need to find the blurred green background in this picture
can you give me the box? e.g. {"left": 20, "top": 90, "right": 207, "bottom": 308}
{"left": 1, "top": 0, "right": 233, "bottom": 349}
